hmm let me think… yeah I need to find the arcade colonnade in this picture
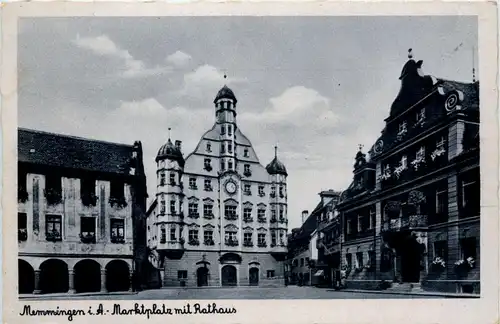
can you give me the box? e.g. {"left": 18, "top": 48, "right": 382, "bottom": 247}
{"left": 18, "top": 257, "right": 133, "bottom": 294}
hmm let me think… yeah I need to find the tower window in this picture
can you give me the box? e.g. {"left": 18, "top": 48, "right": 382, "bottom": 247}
{"left": 160, "top": 172, "right": 166, "bottom": 186}
{"left": 204, "top": 158, "right": 212, "bottom": 171}
{"left": 160, "top": 199, "right": 166, "bottom": 214}
{"left": 170, "top": 200, "right": 176, "bottom": 213}
{"left": 228, "top": 125, "right": 232, "bottom": 136}
{"left": 228, "top": 143, "right": 233, "bottom": 154}
{"left": 169, "top": 173, "right": 176, "bottom": 185}
{"left": 221, "top": 125, "right": 226, "bottom": 135}
{"left": 220, "top": 160, "right": 225, "bottom": 171}
{"left": 221, "top": 143, "right": 226, "bottom": 154}
{"left": 160, "top": 227, "right": 166, "bottom": 243}
{"left": 170, "top": 227, "right": 176, "bottom": 241}
{"left": 228, "top": 160, "right": 233, "bottom": 170}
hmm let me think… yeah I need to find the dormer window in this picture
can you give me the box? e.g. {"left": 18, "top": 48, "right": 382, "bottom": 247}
{"left": 244, "top": 148, "right": 249, "bottom": 157}
{"left": 206, "top": 142, "right": 212, "bottom": 152}
{"left": 244, "top": 164, "right": 251, "bottom": 177}
{"left": 417, "top": 108, "right": 426, "bottom": 122}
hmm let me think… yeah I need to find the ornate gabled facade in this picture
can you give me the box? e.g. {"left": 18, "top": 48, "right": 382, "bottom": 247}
{"left": 146, "top": 84, "right": 289, "bottom": 287}
{"left": 319, "top": 50, "right": 480, "bottom": 294}
{"left": 17, "top": 128, "right": 148, "bottom": 295}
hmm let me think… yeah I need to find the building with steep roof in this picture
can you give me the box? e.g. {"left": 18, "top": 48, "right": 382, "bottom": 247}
{"left": 17, "top": 128, "right": 148, "bottom": 295}
{"left": 319, "top": 50, "right": 480, "bottom": 294}
{"left": 146, "top": 84, "right": 289, "bottom": 287}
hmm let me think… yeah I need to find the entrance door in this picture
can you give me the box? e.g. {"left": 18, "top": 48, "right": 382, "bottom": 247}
{"left": 249, "top": 268, "right": 259, "bottom": 286}
{"left": 221, "top": 265, "right": 237, "bottom": 286}
{"left": 400, "top": 238, "right": 422, "bottom": 283}
{"left": 197, "top": 267, "right": 209, "bottom": 287}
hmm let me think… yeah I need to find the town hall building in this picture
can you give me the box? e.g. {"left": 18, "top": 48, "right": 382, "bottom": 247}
{"left": 146, "top": 84, "right": 289, "bottom": 287}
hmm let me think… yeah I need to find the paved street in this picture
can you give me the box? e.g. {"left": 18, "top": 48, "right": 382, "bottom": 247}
{"left": 21, "top": 286, "right": 442, "bottom": 300}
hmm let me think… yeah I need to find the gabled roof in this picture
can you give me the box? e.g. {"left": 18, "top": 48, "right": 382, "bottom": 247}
{"left": 18, "top": 128, "right": 134, "bottom": 175}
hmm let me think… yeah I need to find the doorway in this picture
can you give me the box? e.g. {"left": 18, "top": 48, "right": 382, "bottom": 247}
{"left": 221, "top": 265, "right": 237, "bottom": 286}
{"left": 197, "top": 267, "right": 209, "bottom": 287}
{"left": 400, "top": 236, "right": 423, "bottom": 283}
{"left": 249, "top": 267, "right": 259, "bottom": 286}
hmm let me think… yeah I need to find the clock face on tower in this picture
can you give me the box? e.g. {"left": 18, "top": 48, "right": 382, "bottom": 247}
{"left": 225, "top": 180, "right": 237, "bottom": 195}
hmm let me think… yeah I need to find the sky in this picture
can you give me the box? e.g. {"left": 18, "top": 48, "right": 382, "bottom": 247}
{"left": 18, "top": 16, "right": 478, "bottom": 230}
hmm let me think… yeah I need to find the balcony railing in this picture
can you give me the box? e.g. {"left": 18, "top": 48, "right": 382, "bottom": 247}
{"left": 382, "top": 214, "right": 428, "bottom": 232}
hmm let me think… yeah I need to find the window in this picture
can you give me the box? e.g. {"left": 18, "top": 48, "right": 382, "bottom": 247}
{"left": 356, "top": 252, "right": 364, "bottom": 268}
{"left": 220, "top": 160, "right": 225, "bottom": 171}
{"left": 206, "top": 142, "right": 212, "bottom": 152}
{"left": 270, "top": 186, "right": 276, "bottom": 197}
{"left": 170, "top": 228, "right": 176, "bottom": 241}
{"left": 170, "top": 200, "right": 176, "bottom": 213}
{"left": 203, "top": 204, "right": 213, "bottom": 217}
{"left": 279, "top": 186, "right": 284, "bottom": 197}
{"left": 228, "top": 143, "right": 233, "bottom": 154}
{"left": 225, "top": 231, "right": 237, "bottom": 244}
{"left": 258, "top": 233, "right": 266, "bottom": 244}
{"left": 244, "top": 148, "right": 249, "bottom": 157}
{"left": 110, "top": 180, "right": 124, "bottom": 200}
{"left": 228, "top": 125, "right": 232, "bottom": 136}
{"left": 258, "top": 209, "right": 266, "bottom": 220}
{"left": 346, "top": 253, "right": 352, "bottom": 269}
{"left": 300, "top": 258, "right": 304, "bottom": 267}
{"left": 110, "top": 219, "right": 125, "bottom": 241}
{"left": 279, "top": 209, "right": 284, "bottom": 219}
{"left": 305, "top": 257, "right": 310, "bottom": 265}
{"left": 189, "top": 177, "right": 197, "bottom": 189}
{"left": 434, "top": 240, "right": 448, "bottom": 261}
{"left": 243, "top": 208, "right": 252, "bottom": 219}
{"left": 436, "top": 136, "right": 446, "bottom": 149}
{"left": 204, "top": 159, "right": 212, "bottom": 170}
{"left": 279, "top": 232, "right": 284, "bottom": 244}
{"left": 178, "top": 270, "right": 188, "bottom": 279}
{"left": 18, "top": 213, "right": 27, "bottom": 241}
{"left": 228, "top": 160, "right": 233, "bottom": 170}
{"left": 401, "top": 155, "right": 407, "bottom": 169}
{"left": 160, "top": 227, "right": 166, "bottom": 243}
{"left": 204, "top": 179, "right": 212, "bottom": 191}
{"left": 45, "top": 174, "right": 62, "bottom": 198}
{"left": 244, "top": 184, "right": 251, "bottom": 195}
{"left": 225, "top": 205, "right": 237, "bottom": 219}
{"left": 267, "top": 270, "right": 275, "bottom": 278}
{"left": 244, "top": 164, "right": 250, "bottom": 173}
{"left": 244, "top": 232, "right": 252, "bottom": 244}
{"left": 80, "top": 178, "right": 96, "bottom": 206}
{"left": 169, "top": 173, "right": 176, "bottom": 185}
{"left": 188, "top": 229, "right": 199, "bottom": 241}
{"left": 368, "top": 250, "right": 376, "bottom": 267}
{"left": 221, "top": 143, "right": 226, "bottom": 154}
{"left": 416, "top": 146, "right": 426, "bottom": 160}
{"left": 258, "top": 185, "right": 265, "bottom": 196}
{"left": 357, "top": 215, "right": 364, "bottom": 232}
{"left": 221, "top": 125, "right": 226, "bottom": 135}
{"left": 461, "top": 170, "right": 480, "bottom": 216}
{"left": 398, "top": 121, "right": 407, "bottom": 133}
{"left": 369, "top": 208, "right": 375, "bottom": 229}
{"left": 188, "top": 203, "right": 198, "bottom": 216}
{"left": 417, "top": 108, "right": 425, "bottom": 121}
{"left": 271, "top": 209, "right": 277, "bottom": 220}
{"left": 436, "top": 186, "right": 448, "bottom": 217}
{"left": 347, "top": 219, "right": 352, "bottom": 234}
{"left": 160, "top": 199, "right": 166, "bottom": 214}
{"left": 271, "top": 232, "right": 277, "bottom": 245}
{"left": 80, "top": 216, "right": 96, "bottom": 237}
{"left": 204, "top": 230, "right": 214, "bottom": 244}
{"left": 461, "top": 237, "right": 477, "bottom": 259}
{"left": 159, "top": 172, "right": 166, "bottom": 186}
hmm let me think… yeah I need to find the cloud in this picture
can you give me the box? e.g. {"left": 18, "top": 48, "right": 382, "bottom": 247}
{"left": 166, "top": 51, "right": 192, "bottom": 67}
{"left": 73, "top": 34, "right": 171, "bottom": 79}
{"left": 117, "top": 98, "right": 169, "bottom": 117}
{"left": 242, "top": 86, "right": 340, "bottom": 128}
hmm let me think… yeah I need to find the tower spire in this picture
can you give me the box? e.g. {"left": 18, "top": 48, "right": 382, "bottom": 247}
{"left": 408, "top": 48, "right": 413, "bottom": 60}
{"left": 168, "top": 127, "right": 171, "bottom": 140}
{"left": 274, "top": 144, "right": 278, "bottom": 158}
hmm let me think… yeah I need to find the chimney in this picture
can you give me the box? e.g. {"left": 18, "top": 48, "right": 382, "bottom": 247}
{"left": 175, "top": 140, "right": 182, "bottom": 151}
{"left": 301, "top": 210, "right": 309, "bottom": 224}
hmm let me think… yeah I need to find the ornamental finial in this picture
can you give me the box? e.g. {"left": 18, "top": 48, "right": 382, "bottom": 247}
{"left": 408, "top": 48, "right": 413, "bottom": 59}
{"left": 168, "top": 127, "right": 171, "bottom": 139}
{"left": 358, "top": 144, "right": 364, "bottom": 152}
{"left": 274, "top": 144, "right": 278, "bottom": 158}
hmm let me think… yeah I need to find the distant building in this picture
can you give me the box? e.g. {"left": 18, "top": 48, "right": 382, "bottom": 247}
{"left": 146, "top": 84, "right": 289, "bottom": 287}
{"left": 17, "top": 128, "right": 148, "bottom": 295}
{"left": 319, "top": 51, "right": 480, "bottom": 294}
{"left": 287, "top": 190, "right": 340, "bottom": 286}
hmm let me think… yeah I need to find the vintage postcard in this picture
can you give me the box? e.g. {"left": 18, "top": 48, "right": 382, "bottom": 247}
{"left": 1, "top": 2, "right": 499, "bottom": 324}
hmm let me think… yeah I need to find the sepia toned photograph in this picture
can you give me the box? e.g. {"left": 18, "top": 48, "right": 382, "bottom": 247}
{"left": 1, "top": 2, "right": 499, "bottom": 324}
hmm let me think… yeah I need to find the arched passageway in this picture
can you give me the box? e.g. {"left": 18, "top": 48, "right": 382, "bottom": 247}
{"left": 106, "top": 260, "right": 130, "bottom": 292}
{"left": 74, "top": 259, "right": 101, "bottom": 293}
{"left": 18, "top": 259, "right": 35, "bottom": 294}
{"left": 40, "top": 259, "right": 69, "bottom": 293}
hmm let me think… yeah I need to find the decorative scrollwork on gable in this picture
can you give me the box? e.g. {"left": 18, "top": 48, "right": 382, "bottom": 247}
{"left": 224, "top": 224, "right": 238, "bottom": 231}
{"left": 243, "top": 201, "right": 254, "bottom": 208}
{"left": 188, "top": 196, "right": 200, "bottom": 203}
{"left": 224, "top": 198, "right": 239, "bottom": 206}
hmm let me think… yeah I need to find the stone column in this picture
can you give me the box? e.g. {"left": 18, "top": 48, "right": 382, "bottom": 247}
{"left": 33, "top": 270, "right": 42, "bottom": 294}
{"left": 68, "top": 270, "right": 76, "bottom": 294}
{"left": 129, "top": 270, "right": 134, "bottom": 292}
{"left": 100, "top": 270, "right": 107, "bottom": 293}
